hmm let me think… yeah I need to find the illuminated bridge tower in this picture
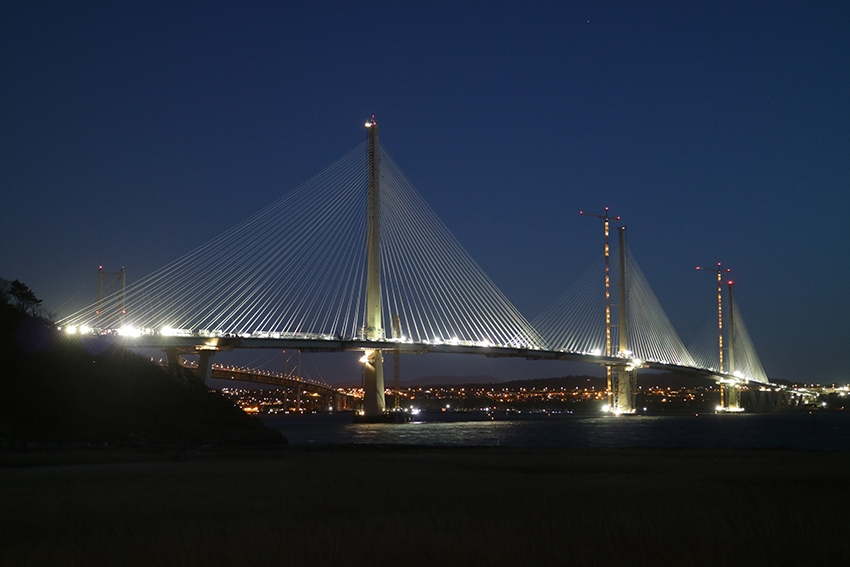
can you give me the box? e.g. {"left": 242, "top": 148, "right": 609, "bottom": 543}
{"left": 724, "top": 279, "right": 741, "bottom": 410}
{"left": 614, "top": 226, "right": 639, "bottom": 413}
{"left": 361, "top": 117, "right": 386, "bottom": 417}
{"left": 697, "top": 262, "right": 740, "bottom": 411}
{"left": 581, "top": 207, "right": 621, "bottom": 411}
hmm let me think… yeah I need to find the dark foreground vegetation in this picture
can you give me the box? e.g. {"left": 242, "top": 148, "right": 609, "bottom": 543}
{"left": 0, "top": 279, "right": 282, "bottom": 446}
{"left": 2, "top": 446, "right": 850, "bottom": 566}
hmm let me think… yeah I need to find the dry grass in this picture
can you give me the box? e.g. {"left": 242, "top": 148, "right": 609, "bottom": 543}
{"left": 2, "top": 446, "right": 849, "bottom": 566}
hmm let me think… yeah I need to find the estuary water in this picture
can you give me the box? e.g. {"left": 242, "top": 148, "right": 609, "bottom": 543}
{"left": 262, "top": 411, "right": 850, "bottom": 450}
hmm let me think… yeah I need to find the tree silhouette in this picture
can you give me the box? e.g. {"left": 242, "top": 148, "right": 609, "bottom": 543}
{"left": 8, "top": 280, "right": 42, "bottom": 314}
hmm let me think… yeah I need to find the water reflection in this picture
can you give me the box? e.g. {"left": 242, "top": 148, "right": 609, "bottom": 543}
{"left": 262, "top": 412, "right": 850, "bottom": 450}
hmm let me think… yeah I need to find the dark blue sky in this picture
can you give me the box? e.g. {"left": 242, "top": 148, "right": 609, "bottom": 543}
{"left": 2, "top": 1, "right": 848, "bottom": 384}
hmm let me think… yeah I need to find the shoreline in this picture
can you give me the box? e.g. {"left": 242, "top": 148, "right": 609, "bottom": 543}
{"left": 4, "top": 444, "right": 850, "bottom": 565}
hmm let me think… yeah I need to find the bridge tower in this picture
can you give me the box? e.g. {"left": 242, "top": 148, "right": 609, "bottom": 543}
{"left": 581, "top": 207, "right": 621, "bottom": 410}
{"left": 614, "top": 226, "right": 638, "bottom": 413}
{"left": 697, "top": 262, "right": 739, "bottom": 411}
{"left": 393, "top": 314, "right": 401, "bottom": 410}
{"left": 724, "top": 279, "right": 741, "bottom": 410}
{"left": 361, "top": 117, "right": 386, "bottom": 417}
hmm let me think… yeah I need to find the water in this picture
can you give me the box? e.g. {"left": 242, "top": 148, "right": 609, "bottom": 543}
{"left": 262, "top": 411, "right": 850, "bottom": 450}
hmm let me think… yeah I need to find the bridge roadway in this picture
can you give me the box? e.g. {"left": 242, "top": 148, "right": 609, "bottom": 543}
{"left": 209, "top": 365, "right": 355, "bottom": 411}
{"left": 179, "top": 360, "right": 343, "bottom": 397}
{"left": 169, "top": 356, "right": 355, "bottom": 411}
{"left": 117, "top": 334, "right": 755, "bottom": 386}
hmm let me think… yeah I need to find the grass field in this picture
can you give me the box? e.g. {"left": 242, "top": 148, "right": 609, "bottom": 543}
{"left": 2, "top": 446, "right": 849, "bottom": 566}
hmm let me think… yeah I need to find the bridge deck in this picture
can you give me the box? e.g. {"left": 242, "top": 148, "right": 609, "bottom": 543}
{"left": 114, "top": 335, "right": 758, "bottom": 386}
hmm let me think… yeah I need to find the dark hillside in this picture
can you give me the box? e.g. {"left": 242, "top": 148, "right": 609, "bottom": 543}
{"left": 0, "top": 281, "right": 283, "bottom": 446}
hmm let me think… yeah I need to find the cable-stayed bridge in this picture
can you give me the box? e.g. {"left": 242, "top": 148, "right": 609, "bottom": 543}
{"left": 59, "top": 119, "right": 769, "bottom": 417}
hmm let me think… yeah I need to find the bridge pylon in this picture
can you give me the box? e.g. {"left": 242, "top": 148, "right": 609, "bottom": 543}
{"left": 719, "top": 280, "right": 742, "bottom": 411}
{"left": 612, "top": 226, "right": 639, "bottom": 414}
{"left": 697, "top": 262, "right": 741, "bottom": 412}
{"left": 697, "top": 263, "right": 743, "bottom": 412}
{"left": 360, "top": 117, "right": 387, "bottom": 419}
{"left": 580, "top": 207, "right": 622, "bottom": 411}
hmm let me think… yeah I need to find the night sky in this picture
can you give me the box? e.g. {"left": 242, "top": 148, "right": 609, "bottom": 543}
{"left": 2, "top": 2, "right": 848, "bottom": 385}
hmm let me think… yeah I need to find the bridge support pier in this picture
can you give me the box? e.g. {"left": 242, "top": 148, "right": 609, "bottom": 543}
{"left": 197, "top": 350, "right": 215, "bottom": 386}
{"left": 164, "top": 347, "right": 216, "bottom": 386}
{"left": 165, "top": 347, "right": 182, "bottom": 377}
{"left": 745, "top": 388, "right": 790, "bottom": 412}
{"left": 614, "top": 366, "right": 637, "bottom": 414}
{"left": 362, "top": 350, "right": 386, "bottom": 417}
{"left": 720, "top": 383, "right": 741, "bottom": 411}
{"left": 334, "top": 391, "right": 348, "bottom": 412}
{"left": 340, "top": 391, "right": 353, "bottom": 411}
